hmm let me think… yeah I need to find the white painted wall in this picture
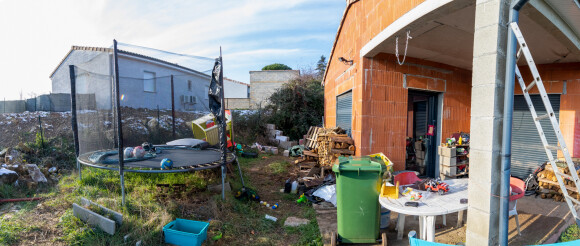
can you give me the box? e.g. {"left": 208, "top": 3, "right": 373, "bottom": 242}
{"left": 224, "top": 78, "right": 249, "bottom": 98}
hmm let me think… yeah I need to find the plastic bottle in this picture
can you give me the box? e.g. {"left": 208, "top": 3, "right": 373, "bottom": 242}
{"left": 284, "top": 179, "right": 291, "bottom": 193}
{"left": 291, "top": 181, "right": 298, "bottom": 194}
{"left": 264, "top": 214, "right": 277, "bottom": 222}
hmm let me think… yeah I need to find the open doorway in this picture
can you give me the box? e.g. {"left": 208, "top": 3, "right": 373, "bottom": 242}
{"left": 406, "top": 90, "right": 440, "bottom": 178}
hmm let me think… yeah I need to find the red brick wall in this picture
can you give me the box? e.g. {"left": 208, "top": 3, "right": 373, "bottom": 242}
{"left": 359, "top": 54, "right": 471, "bottom": 170}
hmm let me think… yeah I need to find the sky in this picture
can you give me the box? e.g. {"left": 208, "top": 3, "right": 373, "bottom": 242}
{"left": 0, "top": 0, "right": 345, "bottom": 100}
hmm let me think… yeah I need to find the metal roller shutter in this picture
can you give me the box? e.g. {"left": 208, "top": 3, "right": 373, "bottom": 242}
{"left": 414, "top": 101, "right": 427, "bottom": 137}
{"left": 336, "top": 91, "right": 352, "bottom": 132}
{"left": 511, "top": 94, "right": 560, "bottom": 179}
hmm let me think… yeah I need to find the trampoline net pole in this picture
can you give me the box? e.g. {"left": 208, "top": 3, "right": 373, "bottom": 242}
{"left": 236, "top": 158, "right": 245, "bottom": 187}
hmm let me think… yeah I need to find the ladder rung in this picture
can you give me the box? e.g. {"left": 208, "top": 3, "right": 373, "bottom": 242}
{"left": 564, "top": 194, "right": 580, "bottom": 206}
{"left": 525, "top": 80, "right": 537, "bottom": 92}
{"left": 554, "top": 171, "right": 576, "bottom": 182}
{"left": 516, "top": 48, "right": 523, "bottom": 62}
{"left": 546, "top": 145, "right": 561, "bottom": 151}
{"left": 535, "top": 113, "right": 551, "bottom": 121}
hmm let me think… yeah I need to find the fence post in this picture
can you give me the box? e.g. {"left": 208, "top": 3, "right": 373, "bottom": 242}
{"left": 171, "top": 75, "right": 176, "bottom": 139}
{"left": 69, "top": 65, "right": 81, "bottom": 179}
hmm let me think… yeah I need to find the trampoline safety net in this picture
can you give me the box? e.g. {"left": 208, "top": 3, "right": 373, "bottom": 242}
{"left": 70, "top": 42, "right": 231, "bottom": 172}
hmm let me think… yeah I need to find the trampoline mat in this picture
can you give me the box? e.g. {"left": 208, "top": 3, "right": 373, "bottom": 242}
{"left": 78, "top": 147, "right": 223, "bottom": 169}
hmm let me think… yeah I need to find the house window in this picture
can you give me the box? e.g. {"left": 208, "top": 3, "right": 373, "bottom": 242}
{"left": 188, "top": 80, "right": 192, "bottom": 91}
{"left": 143, "top": 71, "right": 156, "bottom": 92}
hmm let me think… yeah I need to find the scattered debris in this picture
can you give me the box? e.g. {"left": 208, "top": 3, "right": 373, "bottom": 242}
{"left": 283, "top": 217, "right": 309, "bottom": 227}
{"left": 0, "top": 168, "right": 18, "bottom": 185}
{"left": 26, "top": 164, "right": 47, "bottom": 183}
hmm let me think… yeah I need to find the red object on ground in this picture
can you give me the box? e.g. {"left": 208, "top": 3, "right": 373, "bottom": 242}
{"left": 394, "top": 172, "right": 422, "bottom": 185}
{"left": 423, "top": 180, "right": 450, "bottom": 194}
{"left": 0, "top": 197, "right": 43, "bottom": 203}
{"left": 509, "top": 177, "right": 525, "bottom": 201}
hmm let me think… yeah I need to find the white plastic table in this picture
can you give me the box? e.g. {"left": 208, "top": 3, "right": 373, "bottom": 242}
{"left": 378, "top": 179, "right": 469, "bottom": 242}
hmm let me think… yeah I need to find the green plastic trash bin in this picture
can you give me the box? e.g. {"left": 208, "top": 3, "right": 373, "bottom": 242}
{"left": 332, "top": 156, "right": 386, "bottom": 244}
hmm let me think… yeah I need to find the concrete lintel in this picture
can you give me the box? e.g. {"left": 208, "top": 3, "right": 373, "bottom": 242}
{"left": 528, "top": 0, "right": 580, "bottom": 51}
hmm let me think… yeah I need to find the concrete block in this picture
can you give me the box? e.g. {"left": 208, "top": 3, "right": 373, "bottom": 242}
{"left": 270, "top": 147, "right": 278, "bottom": 155}
{"left": 440, "top": 164, "right": 456, "bottom": 177}
{"left": 276, "top": 135, "right": 289, "bottom": 142}
{"left": 299, "top": 139, "right": 305, "bottom": 145}
{"left": 416, "top": 151, "right": 425, "bottom": 159}
{"left": 469, "top": 117, "right": 503, "bottom": 153}
{"left": 73, "top": 198, "right": 122, "bottom": 235}
{"left": 439, "top": 156, "right": 456, "bottom": 166}
{"left": 283, "top": 150, "right": 290, "bottom": 157}
{"left": 414, "top": 141, "right": 423, "bottom": 151}
{"left": 279, "top": 141, "right": 297, "bottom": 150}
{"left": 470, "top": 85, "right": 505, "bottom": 118}
{"left": 275, "top": 130, "right": 283, "bottom": 136}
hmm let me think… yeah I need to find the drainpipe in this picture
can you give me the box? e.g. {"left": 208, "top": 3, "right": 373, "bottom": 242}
{"left": 500, "top": 0, "right": 529, "bottom": 245}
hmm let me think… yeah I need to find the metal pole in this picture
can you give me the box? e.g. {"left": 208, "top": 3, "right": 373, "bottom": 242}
{"left": 38, "top": 116, "right": 44, "bottom": 148}
{"left": 113, "top": 40, "right": 126, "bottom": 206}
{"left": 500, "top": 1, "right": 528, "bottom": 245}
{"left": 219, "top": 49, "right": 227, "bottom": 200}
{"left": 235, "top": 158, "right": 245, "bottom": 187}
{"left": 171, "top": 75, "right": 176, "bottom": 139}
{"left": 69, "top": 65, "right": 81, "bottom": 179}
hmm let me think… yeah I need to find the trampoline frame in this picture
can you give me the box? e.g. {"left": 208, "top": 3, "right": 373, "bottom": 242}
{"left": 69, "top": 40, "right": 238, "bottom": 205}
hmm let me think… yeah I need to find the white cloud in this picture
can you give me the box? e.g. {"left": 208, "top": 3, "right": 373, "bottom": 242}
{"left": 0, "top": 0, "right": 344, "bottom": 100}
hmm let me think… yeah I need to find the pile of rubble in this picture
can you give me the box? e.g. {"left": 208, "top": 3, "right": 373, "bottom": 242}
{"left": 0, "top": 146, "right": 60, "bottom": 190}
{"left": 266, "top": 124, "right": 297, "bottom": 150}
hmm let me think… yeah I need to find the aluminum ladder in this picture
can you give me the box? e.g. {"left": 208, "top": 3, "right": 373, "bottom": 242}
{"left": 510, "top": 22, "right": 580, "bottom": 225}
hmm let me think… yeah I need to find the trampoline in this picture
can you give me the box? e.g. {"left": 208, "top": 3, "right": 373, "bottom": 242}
{"left": 69, "top": 41, "right": 242, "bottom": 205}
{"left": 78, "top": 146, "right": 236, "bottom": 173}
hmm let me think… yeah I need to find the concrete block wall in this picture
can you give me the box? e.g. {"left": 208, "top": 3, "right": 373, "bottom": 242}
{"left": 224, "top": 98, "right": 251, "bottom": 109}
{"left": 466, "top": 0, "right": 510, "bottom": 244}
{"left": 249, "top": 70, "right": 299, "bottom": 107}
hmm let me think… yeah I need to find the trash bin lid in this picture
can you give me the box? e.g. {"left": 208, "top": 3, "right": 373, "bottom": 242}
{"left": 332, "top": 156, "right": 385, "bottom": 173}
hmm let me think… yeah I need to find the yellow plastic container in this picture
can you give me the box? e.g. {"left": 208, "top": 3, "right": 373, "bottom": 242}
{"left": 191, "top": 110, "right": 233, "bottom": 146}
{"left": 380, "top": 181, "right": 399, "bottom": 199}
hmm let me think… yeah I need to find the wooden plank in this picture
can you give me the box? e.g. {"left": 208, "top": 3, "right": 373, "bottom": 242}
{"left": 330, "top": 149, "right": 354, "bottom": 155}
{"left": 538, "top": 178, "right": 578, "bottom": 193}
{"left": 303, "top": 150, "right": 319, "bottom": 158}
{"left": 330, "top": 136, "right": 354, "bottom": 145}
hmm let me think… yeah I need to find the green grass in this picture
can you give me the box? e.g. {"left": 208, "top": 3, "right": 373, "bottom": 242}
{"left": 268, "top": 161, "right": 290, "bottom": 175}
{"left": 1, "top": 153, "right": 323, "bottom": 245}
{"left": 284, "top": 206, "right": 323, "bottom": 246}
{"left": 560, "top": 224, "right": 580, "bottom": 242}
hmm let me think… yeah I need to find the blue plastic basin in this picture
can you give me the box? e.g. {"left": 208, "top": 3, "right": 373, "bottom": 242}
{"left": 163, "top": 219, "right": 209, "bottom": 246}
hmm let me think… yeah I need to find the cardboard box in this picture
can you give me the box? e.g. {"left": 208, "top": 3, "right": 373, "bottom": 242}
{"left": 414, "top": 141, "right": 423, "bottom": 151}
{"left": 438, "top": 146, "right": 456, "bottom": 157}
{"left": 415, "top": 151, "right": 425, "bottom": 159}
{"left": 439, "top": 156, "right": 457, "bottom": 166}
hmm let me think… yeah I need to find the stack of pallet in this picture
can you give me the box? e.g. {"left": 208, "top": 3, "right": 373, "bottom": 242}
{"left": 537, "top": 162, "right": 580, "bottom": 202}
{"left": 298, "top": 126, "right": 355, "bottom": 167}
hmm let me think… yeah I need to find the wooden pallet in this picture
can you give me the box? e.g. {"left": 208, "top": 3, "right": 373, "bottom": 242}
{"left": 305, "top": 126, "right": 322, "bottom": 150}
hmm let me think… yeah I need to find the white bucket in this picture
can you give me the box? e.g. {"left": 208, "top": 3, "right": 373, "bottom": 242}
{"left": 380, "top": 207, "right": 391, "bottom": 229}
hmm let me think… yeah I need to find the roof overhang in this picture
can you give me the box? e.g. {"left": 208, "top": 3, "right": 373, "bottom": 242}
{"left": 359, "top": 0, "right": 580, "bottom": 70}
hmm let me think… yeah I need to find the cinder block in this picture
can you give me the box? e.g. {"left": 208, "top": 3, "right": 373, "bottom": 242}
{"left": 279, "top": 141, "right": 297, "bottom": 150}
{"left": 438, "top": 146, "right": 456, "bottom": 157}
{"left": 266, "top": 124, "right": 275, "bottom": 130}
{"left": 275, "top": 130, "right": 283, "bottom": 137}
{"left": 440, "top": 164, "right": 457, "bottom": 178}
{"left": 439, "top": 156, "right": 457, "bottom": 166}
{"left": 276, "top": 135, "right": 289, "bottom": 142}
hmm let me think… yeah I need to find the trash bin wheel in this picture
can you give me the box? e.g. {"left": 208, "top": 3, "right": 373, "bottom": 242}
{"left": 331, "top": 232, "right": 337, "bottom": 246}
{"left": 381, "top": 232, "right": 387, "bottom": 246}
